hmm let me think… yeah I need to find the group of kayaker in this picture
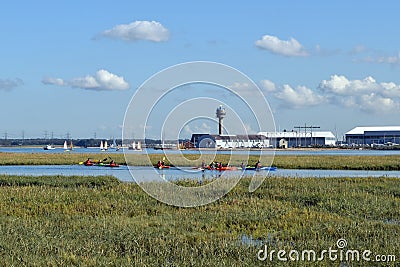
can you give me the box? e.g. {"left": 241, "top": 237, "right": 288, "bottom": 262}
{"left": 199, "top": 160, "right": 263, "bottom": 171}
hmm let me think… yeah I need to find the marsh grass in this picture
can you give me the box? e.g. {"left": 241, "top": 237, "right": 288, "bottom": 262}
{"left": 0, "top": 175, "right": 398, "bottom": 266}
{"left": 2, "top": 152, "right": 400, "bottom": 170}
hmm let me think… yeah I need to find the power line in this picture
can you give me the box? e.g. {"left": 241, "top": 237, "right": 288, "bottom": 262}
{"left": 294, "top": 124, "right": 320, "bottom": 146}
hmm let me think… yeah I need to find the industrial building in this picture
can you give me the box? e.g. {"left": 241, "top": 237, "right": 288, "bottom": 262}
{"left": 190, "top": 134, "right": 270, "bottom": 149}
{"left": 190, "top": 131, "right": 336, "bottom": 149}
{"left": 189, "top": 106, "right": 336, "bottom": 149}
{"left": 345, "top": 126, "right": 400, "bottom": 145}
{"left": 258, "top": 131, "right": 336, "bottom": 148}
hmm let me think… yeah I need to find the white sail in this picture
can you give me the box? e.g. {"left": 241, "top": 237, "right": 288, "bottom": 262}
{"left": 100, "top": 141, "right": 104, "bottom": 150}
{"left": 132, "top": 141, "right": 136, "bottom": 149}
{"left": 112, "top": 138, "right": 117, "bottom": 148}
{"left": 63, "top": 140, "right": 68, "bottom": 150}
{"left": 104, "top": 140, "right": 108, "bottom": 150}
{"left": 136, "top": 141, "right": 142, "bottom": 150}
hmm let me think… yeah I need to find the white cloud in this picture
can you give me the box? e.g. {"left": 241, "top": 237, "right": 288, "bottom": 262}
{"left": 275, "top": 84, "right": 325, "bottom": 108}
{"left": 99, "top": 20, "right": 170, "bottom": 42}
{"left": 262, "top": 75, "right": 400, "bottom": 114}
{"left": 0, "top": 78, "right": 23, "bottom": 90}
{"left": 260, "top": 79, "right": 276, "bottom": 92}
{"left": 350, "top": 45, "right": 400, "bottom": 66}
{"left": 184, "top": 122, "right": 212, "bottom": 135}
{"left": 42, "top": 69, "right": 130, "bottom": 91}
{"left": 319, "top": 74, "right": 400, "bottom": 113}
{"left": 350, "top": 45, "right": 367, "bottom": 54}
{"left": 361, "top": 54, "right": 400, "bottom": 65}
{"left": 358, "top": 93, "right": 398, "bottom": 113}
{"left": 70, "top": 75, "right": 100, "bottom": 89}
{"left": 255, "top": 35, "right": 308, "bottom": 57}
{"left": 319, "top": 75, "right": 400, "bottom": 97}
{"left": 42, "top": 77, "right": 65, "bottom": 86}
{"left": 319, "top": 75, "right": 381, "bottom": 95}
{"left": 228, "top": 82, "right": 251, "bottom": 90}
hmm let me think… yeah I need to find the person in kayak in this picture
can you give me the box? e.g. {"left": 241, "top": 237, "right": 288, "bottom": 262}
{"left": 201, "top": 161, "right": 206, "bottom": 169}
{"left": 241, "top": 162, "right": 245, "bottom": 170}
{"left": 255, "top": 160, "right": 262, "bottom": 170}
{"left": 209, "top": 161, "right": 215, "bottom": 170}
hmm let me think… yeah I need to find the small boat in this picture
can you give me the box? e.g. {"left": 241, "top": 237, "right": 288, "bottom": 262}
{"left": 217, "top": 166, "right": 238, "bottom": 171}
{"left": 136, "top": 141, "right": 142, "bottom": 151}
{"left": 128, "top": 141, "right": 136, "bottom": 150}
{"left": 63, "top": 140, "right": 70, "bottom": 152}
{"left": 98, "top": 162, "right": 120, "bottom": 168}
{"left": 111, "top": 138, "right": 117, "bottom": 149}
{"left": 104, "top": 140, "right": 108, "bottom": 151}
{"left": 206, "top": 166, "right": 238, "bottom": 171}
{"left": 155, "top": 165, "right": 170, "bottom": 169}
{"left": 43, "top": 145, "right": 55, "bottom": 150}
{"left": 100, "top": 141, "right": 104, "bottom": 151}
{"left": 244, "top": 166, "right": 278, "bottom": 171}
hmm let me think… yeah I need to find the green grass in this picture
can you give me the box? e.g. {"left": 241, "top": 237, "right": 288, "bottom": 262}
{"left": 0, "top": 175, "right": 398, "bottom": 266}
{"left": 2, "top": 152, "right": 400, "bottom": 170}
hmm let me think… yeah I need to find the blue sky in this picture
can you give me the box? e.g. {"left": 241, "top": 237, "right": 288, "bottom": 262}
{"left": 1, "top": 1, "right": 400, "bottom": 139}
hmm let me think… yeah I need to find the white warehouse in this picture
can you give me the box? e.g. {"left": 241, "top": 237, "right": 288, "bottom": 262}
{"left": 190, "top": 131, "right": 336, "bottom": 149}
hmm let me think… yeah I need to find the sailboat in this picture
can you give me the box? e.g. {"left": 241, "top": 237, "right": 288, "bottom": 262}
{"left": 112, "top": 138, "right": 117, "bottom": 149}
{"left": 104, "top": 140, "right": 108, "bottom": 151}
{"left": 70, "top": 141, "right": 73, "bottom": 151}
{"left": 100, "top": 141, "right": 104, "bottom": 151}
{"left": 64, "top": 140, "right": 70, "bottom": 152}
{"left": 136, "top": 141, "right": 142, "bottom": 151}
{"left": 128, "top": 141, "right": 136, "bottom": 150}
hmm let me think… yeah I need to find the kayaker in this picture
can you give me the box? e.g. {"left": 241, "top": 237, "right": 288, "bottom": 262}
{"left": 241, "top": 162, "right": 245, "bottom": 170}
{"left": 255, "top": 160, "right": 261, "bottom": 169}
{"left": 157, "top": 160, "right": 162, "bottom": 168}
{"left": 209, "top": 161, "right": 215, "bottom": 170}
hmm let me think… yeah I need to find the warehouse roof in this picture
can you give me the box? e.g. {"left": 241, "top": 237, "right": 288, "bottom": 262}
{"left": 258, "top": 131, "right": 335, "bottom": 138}
{"left": 345, "top": 126, "right": 400, "bottom": 135}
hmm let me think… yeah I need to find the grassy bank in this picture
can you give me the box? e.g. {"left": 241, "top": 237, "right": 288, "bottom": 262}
{"left": 2, "top": 152, "right": 400, "bottom": 170}
{"left": 0, "top": 175, "right": 398, "bottom": 266}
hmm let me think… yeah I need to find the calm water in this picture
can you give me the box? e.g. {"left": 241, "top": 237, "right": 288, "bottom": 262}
{"left": 0, "top": 165, "right": 399, "bottom": 182}
{"left": 2, "top": 147, "right": 400, "bottom": 156}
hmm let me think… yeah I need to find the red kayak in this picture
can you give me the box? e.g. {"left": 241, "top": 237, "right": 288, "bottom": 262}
{"left": 207, "top": 166, "right": 238, "bottom": 171}
{"left": 105, "top": 163, "right": 120, "bottom": 168}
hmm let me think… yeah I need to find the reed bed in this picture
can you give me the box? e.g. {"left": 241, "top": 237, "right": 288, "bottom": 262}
{"left": 0, "top": 175, "right": 398, "bottom": 266}
{"left": 2, "top": 152, "right": 400, "bottom": 170}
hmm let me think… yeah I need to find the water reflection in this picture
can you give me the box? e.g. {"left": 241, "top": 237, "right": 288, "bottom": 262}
{"left": 1, "top": 165, "right": 400, "bottom": 182}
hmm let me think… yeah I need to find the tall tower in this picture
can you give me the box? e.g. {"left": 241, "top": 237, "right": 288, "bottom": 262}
{"left": 216, "top": 105, "right": 226, "bottom": 135}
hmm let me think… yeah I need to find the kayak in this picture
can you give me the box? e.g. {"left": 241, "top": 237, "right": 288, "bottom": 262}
{"left": 206, "top": 166, "right": 238, "bottom": 171}
{"left": 244, "top": 166, "right": 277, "bottom": 171}
{"left": 83, "top": 162, "right": 94, "bottom": 166}
{"left": 97, "top": 163, "right": 120, "bottom": 168}
{"left": 155, "top": 165, "right": 171, "bottom": 169}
